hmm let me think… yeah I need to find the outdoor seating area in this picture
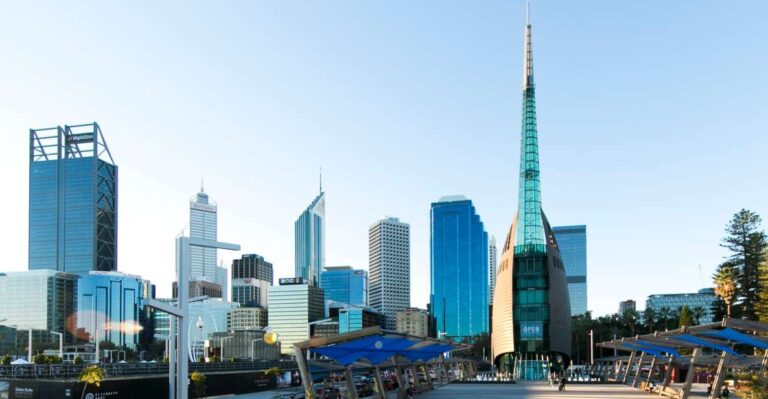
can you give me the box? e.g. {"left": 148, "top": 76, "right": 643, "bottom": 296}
{"left": 593, "top": 318, "right": 768, "bottom": 399}
{"left": 292, "top": 327, "right": 475, "bottom": 399}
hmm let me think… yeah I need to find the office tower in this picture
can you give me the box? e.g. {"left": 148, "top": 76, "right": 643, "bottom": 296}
{"left": 0, "top": 270, "right": 78, "bottom": 344}
{"left": 295, "top": 189, "right": 326, "bottom": 286}
{"left": 320, "top": 266, "right": 368, "bottom": 306}
{"left": 430, "top": 196, "right": 489, "bottom": 340}
{"left": 188, "top": 187, "right": 228, "bottom": 297}
{"left": 619, "top": 300, "right": 637, "bottom": 314}
{"left": 369, "top": 217, "right": 410, "bottom": 331}
{"left": 552, "top": 225, "right": 588, "bottom": 315}
{"left": 268, "top": 278, "right": 324, "bottom": 354}
{"left": 173, "top": 278, "right": 223, "bottom": 299}
{"left": 227, "top": 307, "right": 268, "bottom": 331}
{"left": 489, "top": 236, "right": 497, "bottom": 305}
{"left": 29, "top": 123, "right": 117, "bottom": 273}
{"left": 331, "top": 304, "right": 384, "bottom": 334}
{"left": 646, "top": 288, "right": 717, "bottom": 324}
{"left": 77, "top": 271, "right": 154, "bottom": 349}
{"left": 491, "top": 14, "right": 572, "bottom": 379}
{"left": 231, "top": 254, "right": 274, "bottom": 307}
{"left": 396, "top": 308, "right": 430, "bottom": 338}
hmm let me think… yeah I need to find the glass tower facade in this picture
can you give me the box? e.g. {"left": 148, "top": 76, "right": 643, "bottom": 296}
{"left": 320, "top": 266, "right": 368, "bottom": 307}
{"left": 231, "top": 254, "right": 273, "bottom": 307}
{"left": 188, "top": 188, "right": 227, "bottom": 297}
{"left": 491, "top": 18, "right": 572, "bottom": 380}
{"left": 646, "top": 288, "right": 717, "bottom": 324}
{"left": 552, "top": 225, "right": 588, "bottom": 316}
{"left": 268, "top": 281, "right": 325, "bottom": 354}
{"left": 0, "top": 270, "right": 78, "bottom": 344}
{"left": 77, "top": 271, "right": 154, "bottom": 349}
{"left": 295, "top": 192, "right": 326, "bottom": 286}
{"left": 29, "top": 123, "right": 117, "bottom": 274}
{"left": 430, "top": 196, "right": 489, "bottom": 340}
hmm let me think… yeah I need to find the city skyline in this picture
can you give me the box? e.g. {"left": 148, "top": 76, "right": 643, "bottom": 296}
{"left": 1, "top": 1, "right": 767, "bottom": 317}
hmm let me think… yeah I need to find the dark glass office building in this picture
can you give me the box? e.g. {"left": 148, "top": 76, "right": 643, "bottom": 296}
{"left": 320, "top": 266, "right": 368, "bottom": 307}
{"left": 552, "top": 225, "right": 588, "bottom": 316}
{"left": 491, "top": 18, "right": 572, "bottom": 380}
{"left": 29, "top": 123, "right": 117, "bottom": 273}
{"left": 430, "top": 196, "right": 489, "bottom": 341}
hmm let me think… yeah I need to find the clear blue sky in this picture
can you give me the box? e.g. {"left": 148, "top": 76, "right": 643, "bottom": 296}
{"left": 1, "top": 1, "right": 766, "bottom": 317}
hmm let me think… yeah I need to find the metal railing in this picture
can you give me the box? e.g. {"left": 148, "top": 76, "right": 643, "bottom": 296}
{"left": 0, "top": 360, "right": 298, "bottom": 380}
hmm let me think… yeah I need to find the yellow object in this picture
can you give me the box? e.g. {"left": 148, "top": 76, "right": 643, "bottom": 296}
{"left": 264, "top": 332, "right": 278, "bottom": 345}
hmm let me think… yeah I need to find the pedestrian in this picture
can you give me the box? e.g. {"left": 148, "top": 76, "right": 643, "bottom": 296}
{"left": 558, "top": 376, "right": 567, "bottom": 392}
{"left": 722, "top": 385, "right": 730, "bottom": 398}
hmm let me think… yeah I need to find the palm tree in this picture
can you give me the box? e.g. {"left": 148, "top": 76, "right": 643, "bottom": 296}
{"left": 658, "top": 307, "right": 671, "bottom": 330}
{"left": 643, "top": 308, "right": 656, "bottom": 333}
{"left": 691, "top": 306, "right": 706, "bottom": 325}
{"left": 714, "top": 264, "right": 737, "bottom": 318}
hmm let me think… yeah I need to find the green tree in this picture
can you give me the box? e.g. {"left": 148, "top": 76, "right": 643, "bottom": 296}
{"left": 73, "top": 356, "right": 84, "bottom": 365}
{"left": 643, "top": 308, "right": 656, "bottom": 333}
{"left": 714, "top": 262, "right": 737, "bottom": 318}
{"left": 678, "top": 306, "right": 694, "bottom": 328}
{"left": 79, "top": 365, "right": 106, "bottom": 399}
{"left": 721, "top": 209, "right": 768, "bottom": 320}
{"left": 658, "top": 307, "right": 672, "bottom": 330}
{"left": 0, "top": 354, "right": 11, "bottom": 365}
{"left": 691, "top": 306, "right": 706, "bottom": 325}
{"left": 757, "top": 248, "right": 768, "bottom": 323}
{"left": 620, "top": 309, "right": 639, "bottom": 336}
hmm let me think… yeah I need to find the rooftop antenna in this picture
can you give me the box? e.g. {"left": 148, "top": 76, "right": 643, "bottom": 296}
{"left": 319, "top": 167, "right": 323, "bottom": 194}
{"left": 200, "top": 178, "right": 204, "bottom": 193}
{"left": 526, "top": 0, "right": 530, "bottom": 25}
{"left": 698, "top": 264, "right": 705, "bottom": 287}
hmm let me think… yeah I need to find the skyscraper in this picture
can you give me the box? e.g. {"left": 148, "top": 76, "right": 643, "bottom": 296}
{"left": 268, "top": 278, "right": 324, "bottom": 355}
{"left": 552, "top": 225, "right": 588, "bottom": 315}
{"left": 369, "top": 217, "right": 410, "bottom": 331}
{"left": 231, "top": 253, "right": 273, "bottom": 307}
{"left": 29, "top": 123, "right": 117, "bottom": 273}
{"left": 188, "top": 187, "right": 228, "bottom": 297}
{"left": 320, "top": 266, "right": 368, "bottom": 307}
{"left": 295, "top": 189, "right": 325, "bottom": 286}
{"left": 489, "top": 236, "right": 498, "bottom": 305}
{"left": 491, "top": 13, "right": 572, "bottom": 379}
{"left": 430, "top": 196, "right": 489, "bottom": 340}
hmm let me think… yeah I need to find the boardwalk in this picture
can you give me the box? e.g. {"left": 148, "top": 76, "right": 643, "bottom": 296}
{"left": 230, "top": 382, "right": 715, "bottom": 398}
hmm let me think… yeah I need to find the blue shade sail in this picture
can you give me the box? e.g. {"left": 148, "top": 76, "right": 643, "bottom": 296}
{"left": 311, "top": 335, "right": 458, "bottom": 367}
{"left": 669, "top": 334, "right": 739, "bottom": 355}
{"left": 699, "top": 328, "right": 768, "bottom": 350}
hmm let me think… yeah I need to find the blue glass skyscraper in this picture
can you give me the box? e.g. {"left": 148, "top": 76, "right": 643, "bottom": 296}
{"left": 295, "top": 189, "right": 325, "bottom": 286}
{"left": 552, "top": 225, "right": 588, "bottom": 315}
{"left": 320, "top": 266, "right": 368, "bottom": 306}
{"left": 430, "top": 196, "right": 489, "bottom": 340}
{"left": 28, "top": 123, "right": 117, "bottom": 273}
{"left": 77, "top": 271, "right": 154, "bottom": 349}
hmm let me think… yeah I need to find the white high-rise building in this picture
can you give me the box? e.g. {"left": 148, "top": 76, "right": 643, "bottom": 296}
{"left": 489, "top": 235, "right": 497, "bottom": 305}
{"left": 368, "top": 217, "right": 410, "bottom": 331}
{"left": 189, "top": 187, "right": 227, "bottom": 298}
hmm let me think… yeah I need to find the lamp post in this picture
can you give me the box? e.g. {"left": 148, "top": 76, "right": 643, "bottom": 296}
{"left": 28, "top": 329, "right": 33, "bottom": 362}
{"left": 94, "top": 327, "right": 110, "bottom": 364}
{"left": 50, "top": 331, "right": 63, "bottom": 360}
{"left": 251, "top": 327, "right": 278, "bottom": 361}
{"left": 221, "top": 335, "right": 233, "bottom": 361}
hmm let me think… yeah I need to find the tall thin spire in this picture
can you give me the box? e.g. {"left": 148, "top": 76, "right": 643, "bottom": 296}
{"left": 319, "top": 167, "right": 323, "bottom": 194}
{"left": 515, "top": 5, "right": 545, "bottom": 250}
{"left": 200, "top": 178, "right": 204, "bottom": 193}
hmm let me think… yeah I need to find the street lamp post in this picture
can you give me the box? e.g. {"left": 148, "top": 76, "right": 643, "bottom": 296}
{"left": 221, "top": 335, "right": 233, "bottom": 361}
{"left": 50, "top": 331, "right": 63, "bottom": 360}
{"left": 251, "top": 327, "right": 278, "bottom": 361}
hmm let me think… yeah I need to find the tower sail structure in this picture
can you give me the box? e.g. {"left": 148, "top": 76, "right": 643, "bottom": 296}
{"left": 492, "top": 9, "right": 572, "bottom": 380}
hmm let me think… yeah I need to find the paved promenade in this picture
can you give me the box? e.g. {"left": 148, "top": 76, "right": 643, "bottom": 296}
{"left": 229, "top": 382, "right": 715, "bottom": 398}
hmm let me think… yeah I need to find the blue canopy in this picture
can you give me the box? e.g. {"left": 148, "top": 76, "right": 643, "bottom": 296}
{"left": 623, "top": 342, "right": 663, "bottom": 357}
{"left": 311, "top": 335, "right": 458, "bottom": 366}
{"left": 699, "top": 328, "right": 768, "bottom": 350}
{"left": 670, "top": 334, "right": 739, "bottom": 355}
{"left": 634, "top": 340, "right": 682, "bottom": 358}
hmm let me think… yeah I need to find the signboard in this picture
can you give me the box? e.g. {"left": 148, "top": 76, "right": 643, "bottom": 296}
{"left": 279, "top": 277, "right": 308, "bottom": 286}
{"left": 65, "top": 133, "right": 94, "bottom": 145}
{"left": 520, "top": 322, "right": 543, "bottom": 339}
{"left": 190, "top": 202, "right": 217, "bottom": 212}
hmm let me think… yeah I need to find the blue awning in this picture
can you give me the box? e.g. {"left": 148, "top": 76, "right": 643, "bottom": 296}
{"left": 699, "top": 328, "right": 768, "bottom": 350}
{"left": 670, "top": 334, "right": 739, "bottom": 355}
{"left": 623, "top": 342, "right": 663, "bottom": 357}
{"left": 634, "top": 340, "right": 682, "bottom": 357}
{"left": 311, "top": 335, "right": 459, "bottom": 366}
